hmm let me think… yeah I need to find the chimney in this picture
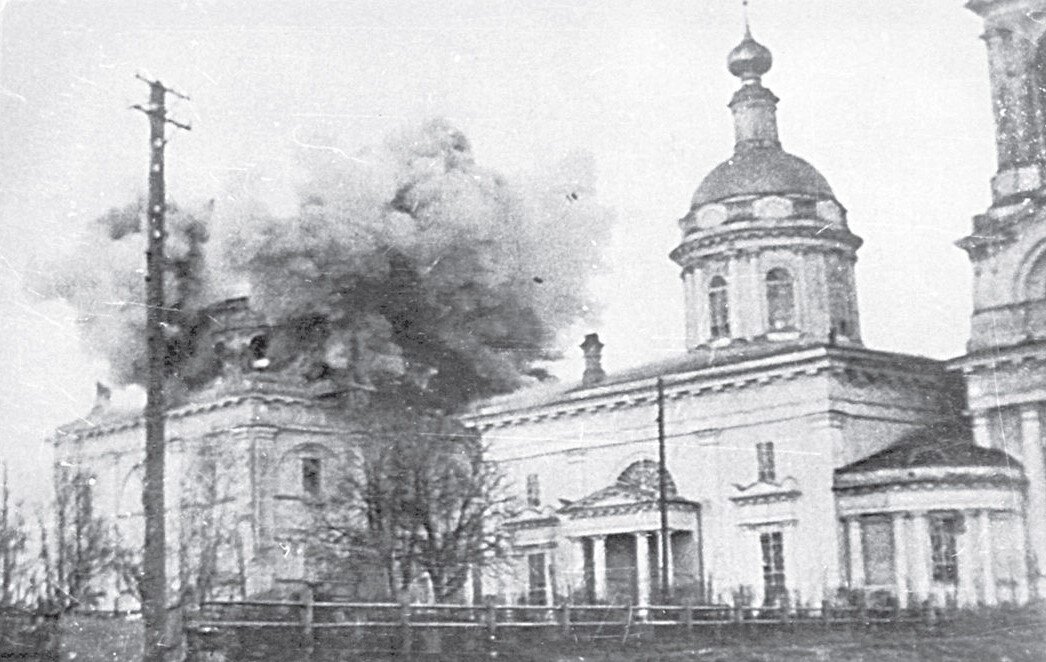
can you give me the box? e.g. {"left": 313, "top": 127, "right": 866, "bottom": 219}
{"left": 580, "top": 333, "right": 605, "bottom": 387}
{"left": 91, "top": 382, "right": 112, "bottom": 414}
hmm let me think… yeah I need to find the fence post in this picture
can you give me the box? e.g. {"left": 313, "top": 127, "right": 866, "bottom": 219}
{"left": 683, "top": 599, "right": 693, "bottom": 634}
{"left": 485, "top": 600, "right": 497, "bottom": 641}
{"left": 622, "top": 604, "right": 634, "bottom": 644}
{"left": 559, "top": 600, "right": 572, "bottom": 638}
{"left": 856, "top": 591, "right": 868, "bottom": 628}
{"left": 821, "top": 599, "right": 831, "bottom": 629}
{"left": 301, "top": 584, "right": 315, "bottom": 660}
{"left": 399, "top": 599, "right": 413, "bottom": 655}
{"left": 922, "top": 597, "right": 937, "bottom": 626}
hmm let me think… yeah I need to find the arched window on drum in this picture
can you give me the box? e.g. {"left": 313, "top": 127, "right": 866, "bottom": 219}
{"left": 1022, "top": 250, "right": 1046, "bottom": 302}
{"left": 708, "top": 275, "right": 731, "bottom": 340}
{"left": 765, "top": 268, "right": 796, "bottom": 331}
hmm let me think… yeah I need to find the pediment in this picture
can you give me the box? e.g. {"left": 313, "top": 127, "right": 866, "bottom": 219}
{"left": 504, "top": 505, "right": 559, "bottom": 530}
{"left": 559, "top": 482, "right": 657, "bottom": 514}
{"left": 731, "top": 476, "right": 801, "bottom": 505}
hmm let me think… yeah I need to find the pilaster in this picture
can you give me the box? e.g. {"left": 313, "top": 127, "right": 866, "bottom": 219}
{"left": 976, "top": 510, "right": 997, "bottom": 606}
{"left": 892, "top": 514, "right": 909, "bottom": 608}
{"left": 846, "top": 517, "right": 864, "bottom": 588}
{"left": 909, "top": 511, "right": 932, "bottom": 603}
{"left": 592, "top": 535, "right": 607, "bottom": 602}
{"left": 957, "top": 511, "right": 979, "bottom": 606}
{"left": 1019, "top": 404, "right": 1046, "bottom": 596}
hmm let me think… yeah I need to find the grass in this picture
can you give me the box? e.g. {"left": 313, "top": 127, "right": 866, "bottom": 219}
{"left": 500, "top": 608, "right": 1046, "bottom": 662}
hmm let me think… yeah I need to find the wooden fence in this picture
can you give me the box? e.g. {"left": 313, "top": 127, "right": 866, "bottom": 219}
{"left": 185, "top": 590, "right": 955, "bottom": 661}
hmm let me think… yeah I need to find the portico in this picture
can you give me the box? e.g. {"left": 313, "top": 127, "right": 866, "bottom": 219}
{"left": 504, "top": 462, "right": 702, "bottom": 606}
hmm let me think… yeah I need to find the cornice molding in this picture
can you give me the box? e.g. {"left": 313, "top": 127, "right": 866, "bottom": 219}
{"left": 467, "top": 347, "right": 948, "bottom": 431}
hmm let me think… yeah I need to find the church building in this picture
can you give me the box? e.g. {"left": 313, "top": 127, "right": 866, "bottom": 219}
{"left": 49, "top": 1, "right": 1046, "bottom": 613}
{"left": 463, "top": 0, "right": 1046, "bottom": 610}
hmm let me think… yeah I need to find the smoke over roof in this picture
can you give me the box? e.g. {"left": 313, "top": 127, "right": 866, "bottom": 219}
{"left": 33, "top": 119, "right": 614, "bottom": 411}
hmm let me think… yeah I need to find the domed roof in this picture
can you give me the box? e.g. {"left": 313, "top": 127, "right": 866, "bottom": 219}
{"left": 835, "top": 420, "right": 1020, "bottom": 475}
{"left": 691, "top": 146, "right": 834, "bottom": 208}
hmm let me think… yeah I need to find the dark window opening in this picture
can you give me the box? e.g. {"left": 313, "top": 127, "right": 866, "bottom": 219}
{"left": 249, "top": 334, "right": 270, "bottom": 370}
{"left": 302, "top": 457, "right": 321, "bottom": 497}
{"left": 708, "top": 275, "right": 731, "bottom": 339}
{"left": 756, "top": 442, "right": 776, "bottom": 483}
{"left": 930, "top": 514, "right": 960, "bottom": 584}
{"left": 527, "top": 553, "right": 547, "bottom": 605}
{"left": 766, "top": 268, "right": 796, "bottom": 331}
{"left": 525, "top": 473, "right": 541, "bottom": 507}
{"left": 760, "top": 531, "right": 786, "bottom": 606}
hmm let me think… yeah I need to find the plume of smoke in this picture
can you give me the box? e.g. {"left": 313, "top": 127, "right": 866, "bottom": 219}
{"left": 225, "top": 119, "right": 613, "bottom": 408}
{"left": 36, "top": 119, "right": 613, "bottom": 410}
{"left": 30, "top": 198, "right": 212, "bottom": 389}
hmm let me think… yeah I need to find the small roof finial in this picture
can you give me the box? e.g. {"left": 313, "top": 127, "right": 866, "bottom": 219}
{"left": 728, "top": 1, "right": 772, "bottom": 82}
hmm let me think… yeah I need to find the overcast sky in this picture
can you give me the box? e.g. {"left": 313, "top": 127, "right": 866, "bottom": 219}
{"left": 0, "top": 0, "right": 994, "bottom": 499}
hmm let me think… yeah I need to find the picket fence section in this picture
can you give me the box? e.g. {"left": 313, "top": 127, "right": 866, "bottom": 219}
{"left": 185, "top": 590, "right": 954, "bottom": 660}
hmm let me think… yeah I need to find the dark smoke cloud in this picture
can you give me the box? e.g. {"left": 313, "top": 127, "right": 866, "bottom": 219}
{"left": 36, "top": 119, "right": 614, "bottom": 410}
{"left": 32, "top": 199, "right": 211, "bottom": 391}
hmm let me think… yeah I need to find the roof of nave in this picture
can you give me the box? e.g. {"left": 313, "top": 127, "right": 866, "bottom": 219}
{"left": 835, "top": 419, "right": 1020, "bottom": 475}
{"left": 53, "top": 373, "right": 366, "bottom": 441}
{"left": 465, "top": 341, "right": 951, "bottom": 424}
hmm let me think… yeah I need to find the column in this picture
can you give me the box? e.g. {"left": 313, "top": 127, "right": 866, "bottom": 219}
{"left": 567, "top": 538, "right": 585, "bottom": 601}
{"left": 1014, "top": 515, "right": 1030, "bottom": 604}
{"left": 846, "top": 517, "right": 864, "bottom": 588}
{"left": 634, "top": 532, "right": 651, "bottom": 607}
{"left": 666, "top": 531, "right": 675, "bottom": 592}
{"left": 976, "top": 510, "right": 997, "bottom": 607}
{"left": 543, "top": 553, "right": 553, "bottom": 606}
{"left": 1019, "top": 404, "right": 1046, "bottom": 597}
{"left": 971, "top": 412, "right": 991, "bottom": 449}
{"left": 909, "top": 512, "right": 932, "bottom": 603}
{"left": 592, "top": 535, "right": 607, "bottom": 602}
{"left": 653, "top": 530, "right": 675, "bottom": 596}
{"left": 957, "top": 511, "right": 979, "bottom": 606}
{"left": 892, "top": 514, "right": 909, "bottom": 608}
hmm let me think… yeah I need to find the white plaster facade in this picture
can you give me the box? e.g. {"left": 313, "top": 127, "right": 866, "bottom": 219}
{"left": 48, "top": 0, "right": 1046, "bottom": 613}
{"left": 51, "top": 298, "right": 368, "bottom": 608}
{"left": 463, "top": 3, "right": 1046, "bottom": 610}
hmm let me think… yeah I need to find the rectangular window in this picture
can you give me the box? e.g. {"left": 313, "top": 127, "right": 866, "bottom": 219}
{"left": 760, "top": 531, "right": 786, "bottom": 605}
{"left": 930, "top": 514, "right": 959, "bottom": 584}
{"left": 861, "top": 517, "right": 895, "bottom": 586}
{"left": 526, "top": 473, "right": 541, "bottom": 507}
{"left": 302, "top": 457, "right": 322, "bottom": 497}
{"left": 527, "top": 553, "right": 547, "bottom": 605}
{"left": 756, "top": 442, "right": 776, "bottom": 483}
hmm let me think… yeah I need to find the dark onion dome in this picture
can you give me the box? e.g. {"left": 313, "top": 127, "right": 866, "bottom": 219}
{"left": 727, "top": 27, "right": 772, "bottom": 80}
{"left": 835, "top": 420, "right": 1021, "bottom": 475}
{"left": 691, "top": 147, "right": 835, "bottom": 207}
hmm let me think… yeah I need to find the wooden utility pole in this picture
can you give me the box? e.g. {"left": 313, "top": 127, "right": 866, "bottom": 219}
{"left": 133, "top": 75, "right": 190, "bottom": 662}
{"left": 656, "top": 377, "right": 670, "bottom": 603}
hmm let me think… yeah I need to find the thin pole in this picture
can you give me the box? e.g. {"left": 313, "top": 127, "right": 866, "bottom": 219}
{"left": 656, "top": 377, "right": 669, "bottom": 602}
{"left": 133, "top": 75, "right": 189, "bottom": 662}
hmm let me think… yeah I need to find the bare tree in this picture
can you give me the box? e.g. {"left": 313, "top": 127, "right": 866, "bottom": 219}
{"left": 51, "top": 468, "right": 117, "bottom": 609}
{"left": 110, "top": 448, "right": 247, "bottom": 608}
{"left": 314, "top": 407, "right": 512, "bottom": 603}
{"left": 0, "top": 465, "right": 32, "bottom": 607}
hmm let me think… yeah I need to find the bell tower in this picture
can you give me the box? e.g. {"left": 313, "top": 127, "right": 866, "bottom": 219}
{"left": 955, "top": 0, "right": 1046, "bottom": 598}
